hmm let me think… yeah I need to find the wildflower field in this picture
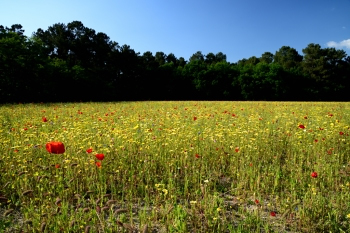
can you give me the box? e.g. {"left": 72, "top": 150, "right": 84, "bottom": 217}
{"left": 1, "top": 101, "right": 350, "bottom": 233}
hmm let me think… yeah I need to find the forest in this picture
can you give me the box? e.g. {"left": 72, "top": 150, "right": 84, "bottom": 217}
{"left": 1, "top": 21, "right": 350, "bottom": 103}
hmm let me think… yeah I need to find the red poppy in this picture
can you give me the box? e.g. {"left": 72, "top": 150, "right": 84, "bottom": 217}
{"left": 95, "top": 153, "right": 105, "bottom": 161}
{"left": 86, "top": 148, "right": 93, "bottom": 153}
{"left": 193, "top": 116, "right": 197, "bottom": 121}
{"left": 339, "top": 131, "right": 344, "bottom": 135}
{"left": 46, "top": 142, "right": 65, "bottom": 154}
{"left": 298, "top": 124, "right": 305, "bottom": 129}
{"left": 255, "top": 199, "right": 259, "bottom": 204}
{"left": 311, "top": 172, "right": 318, "bottom": 178}
{"left": 195, "top": 154, "right": 200, "bottom": 158}
{"left": 42, "top": 117, "right": 48, "bottom": 122}
{"left": 55, "top": 164, "right": 60, "bottom": 169}
{"left": 270, "top": 211, "right": 276, "bottom": 217}
{"left": 235, "top": 147, "right": 240, "bottom": 153}
{"left": 95, "top": 161, "right": 102, "bottom": 168}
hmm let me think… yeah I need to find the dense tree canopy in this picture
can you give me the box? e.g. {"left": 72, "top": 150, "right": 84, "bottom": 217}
{"left": 1, "top": 21, "right": 349, "bottom": 103}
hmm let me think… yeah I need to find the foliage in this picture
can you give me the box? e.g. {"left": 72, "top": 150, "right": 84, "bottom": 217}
{"left": 1, "top": 22, "right": 350, "bottom": 103}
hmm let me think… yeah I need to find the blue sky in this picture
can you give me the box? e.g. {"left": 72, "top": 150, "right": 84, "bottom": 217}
{"left": 1, "top": 0, "right": 350, "bottom": 62}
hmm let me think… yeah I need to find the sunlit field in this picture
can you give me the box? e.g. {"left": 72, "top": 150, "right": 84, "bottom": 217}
{"left": 1, "top": 101, "right": 350, "bottom": 232}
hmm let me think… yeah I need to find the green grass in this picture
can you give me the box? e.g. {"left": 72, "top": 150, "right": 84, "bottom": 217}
{"left": 0, "top": 101, "right": 350, "bottom": 232}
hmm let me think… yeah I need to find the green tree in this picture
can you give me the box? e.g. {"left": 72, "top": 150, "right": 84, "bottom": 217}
{"left": 205, "top": 52, "right": 216, "bottom": 64}
{"left": 182, "top": 59, "right": 206, "bottom": 99}
{"left": 155, "top": 51, "right": 166, "bottom": 66}
{"left": 204, "top": 61, "right": 236, "bottom": 99}
{"left": 189, "top": 51, "right": 204, "bottom": 62}
{"left": 274, "top": 46, "right": 303, "bottom": 69}
{"left": 260, "top": 52, "right": 274, "bottom": 64}
{"left": 302, "top": 43, "right": 348, "bottom": 100}
{"left": 166, "top": 53, "right": 177, "bottom": 65}
{"left": 205, "top": 52, "right": 227, "bottom": 64}
{"left": 177, "top": 57, "right": 187, "bottom": 67}
{"left": 215, "top": 52, "right": 227, "bottom": 62}
{"left": 34, "top": 23, "right": 71, "bottom": 60}
{"left": 33, "top": 21, "right": 122, "bottom": 101}
{"left": 118, "top": 44, "right": 142, "bottom": 99}
{"left": 0, "top": 26, "right": 28, "bottom": 102}
{"left": 238, "top": 56, "right": 260, "bottom": 66}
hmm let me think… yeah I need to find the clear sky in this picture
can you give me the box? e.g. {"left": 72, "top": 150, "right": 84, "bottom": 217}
{"left": 1, "top": 0, "right": 350, "bottom": 63}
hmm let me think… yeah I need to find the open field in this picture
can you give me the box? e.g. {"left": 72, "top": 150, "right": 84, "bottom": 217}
{"left": 1, "top": 101, "right": 350, "bottom": 232}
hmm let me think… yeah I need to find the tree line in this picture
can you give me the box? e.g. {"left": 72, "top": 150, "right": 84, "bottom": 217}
{"left": 1, "top": 21, "right": 350, "bottom": 103}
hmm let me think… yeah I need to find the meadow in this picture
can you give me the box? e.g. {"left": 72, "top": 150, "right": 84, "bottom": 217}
{"left": 0, "top": 101, "right": 350, "bottom": 233}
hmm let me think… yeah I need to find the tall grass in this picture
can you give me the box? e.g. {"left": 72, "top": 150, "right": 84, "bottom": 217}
{"left": 0, "top": 101, "right": 350, "bottom": 232}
